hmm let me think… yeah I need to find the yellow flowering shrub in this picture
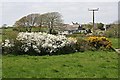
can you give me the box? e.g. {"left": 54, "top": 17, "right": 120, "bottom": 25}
{"left": 87, "top": 36, "right": 112, "bottom": 50}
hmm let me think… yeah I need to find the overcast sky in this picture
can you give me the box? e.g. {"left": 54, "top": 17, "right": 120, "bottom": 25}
{"left": 0, "top": 0, "right": 119, "bottom": 26}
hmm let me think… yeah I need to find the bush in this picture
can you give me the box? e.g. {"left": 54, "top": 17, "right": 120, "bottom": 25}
{"left": 2, "top": 32, "right": 77, "bottom": 55}
{"left": 104, "top": 24, "right": 118, "bottom": 38}
{"left": 2, "top": 39, "right": 14, "bottom": 54}
{"left": 67, "top": 33, "right": 86, "bottom": 38}
{"left": 2, "top": 29, "right": 19, "bottom": 41}
{"left": 75, "top": 38, "right": 89, "bottom": 52}
{"left": 2, "top": 32, "right": 114, "bottom": 55}
{"left": 87, "top": 36, "right": 112, "bottom": 50}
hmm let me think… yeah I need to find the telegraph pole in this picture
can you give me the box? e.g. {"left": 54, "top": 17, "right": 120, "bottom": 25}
{"left": 88, "top": 8, "right": 99, "bottom": 34}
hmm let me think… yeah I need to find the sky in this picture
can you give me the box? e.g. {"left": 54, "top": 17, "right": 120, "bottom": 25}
{"left": 0, "top": 0, "right": 119, "bottom": 26}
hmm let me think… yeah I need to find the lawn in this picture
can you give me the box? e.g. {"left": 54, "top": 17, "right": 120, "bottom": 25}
{"left": 2, "top": 51, "right": 118, "bottom": 78}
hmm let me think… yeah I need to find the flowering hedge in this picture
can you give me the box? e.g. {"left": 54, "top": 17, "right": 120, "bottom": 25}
{"left": 2, "top": 32, "right": 77, "bottom": 55}
{"left": 2, "top": 32, "right": 114, "bottom": 55}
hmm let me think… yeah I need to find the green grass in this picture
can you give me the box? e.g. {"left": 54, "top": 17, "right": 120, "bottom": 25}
{"left": 109, "top": 38, "right": 119, "bottom": 48}
{"left": 2, "top": 51, "right": 118, "bottom": 78}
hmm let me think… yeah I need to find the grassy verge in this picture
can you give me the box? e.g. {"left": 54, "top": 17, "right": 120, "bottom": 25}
{"left": 2, "top": 51, "right": 118, "bottom": 78}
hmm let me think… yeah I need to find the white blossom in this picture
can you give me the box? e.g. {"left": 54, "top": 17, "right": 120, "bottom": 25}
{"left": 3, "top": 32, "right": 76, "bottom": 54}
{"left": 2, "top": 39, "right": 14, "bottom": 48}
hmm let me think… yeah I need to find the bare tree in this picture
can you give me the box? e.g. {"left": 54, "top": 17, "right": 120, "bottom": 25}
{"left": 44, "top": 12, "right": 63, "bottom": 34}
{"left": 14, "top": 12, "right": 64, "bottom": 33}
{"left": 14, "top": 14, "right": 39, "bottom": 32}
{"left": 36, "top": 14, "right": 47, "bottom": 31}
{"left": 26, "top": 14, "right": 39, "bottom": 32}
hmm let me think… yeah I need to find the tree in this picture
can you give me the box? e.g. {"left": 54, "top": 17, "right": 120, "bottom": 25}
{"left": 26, "top": 14, "right": 40, "bottom": 32}
{"left": 36, "top": 14, "right": 46, "bottom": 31}
{"left": 43, "top": 12, "right": 63, "bottom": 34}
{"left": 2, "top": 24, "right": 7, "bottom": 28}
{"left": 14, "top": 14, "right": 40, "bottom": 32}
{"left": 14, "top": 12, "right": 64, "bottom": 33}
{"left": 97, "top": 23, "right": 104, "bottom": 30}
{"left": 85, "top": 24, "right": 93, "bottom": 29}
{"left": 105, "top": 24, "right": 118, "bottom": 38}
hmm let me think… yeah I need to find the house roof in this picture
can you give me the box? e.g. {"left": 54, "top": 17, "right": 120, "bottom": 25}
{"left": 64, "top": 24, "right": 79, "bottom": 31}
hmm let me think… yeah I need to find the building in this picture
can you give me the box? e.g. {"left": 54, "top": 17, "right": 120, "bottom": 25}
{"left": 58, "top": 23, "right": 87, "bottom": 35}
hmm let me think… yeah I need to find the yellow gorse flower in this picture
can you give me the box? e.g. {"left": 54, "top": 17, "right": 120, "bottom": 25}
{"left": 87, "top": 36, "right": 112, "bottom": 49}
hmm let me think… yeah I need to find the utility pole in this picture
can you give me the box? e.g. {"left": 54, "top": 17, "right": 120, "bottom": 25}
{"left": 88, "top": 8, "right": 99, "bottom": 34}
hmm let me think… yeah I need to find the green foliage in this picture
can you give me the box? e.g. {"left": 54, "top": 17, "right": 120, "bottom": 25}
{"left": 75, "top": 38, "right": 89, "bottom": 52}
{"left": 105, "top": 24, "right": 118, "bottom": 38}
{"left": 51, "top": 29, "right": 58, "bottom": 35}
{"left": 13, "top": 26, "right": 48, "bottom": 32}
{"left": 97, "top": 23, "right": 104, "bottom": 30}
{"left": 2, "top": 28, "right": 18, "bottom": 41}
{"left": 103, "top": 24, "right": 118, "bottom": 38}
{"left": 66, "top": 33, "right": 86, "bottom": 38}
{"left": 13, "top": 27, "right": 27, "bottom": 32}
{"left": 84, "top": 24, "right": 93, "bottom": 29}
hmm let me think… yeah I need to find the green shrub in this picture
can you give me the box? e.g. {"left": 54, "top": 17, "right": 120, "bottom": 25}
{"left": 67, "top": 33, "right": 85, "bottom": 38}
{"left": 104, "top": 24, "right": 118, "bottom": 38}
{"left": 2, "top": 30, "right": 18, "bottom": 41}
{"left": 75, "top": 38, "right": 90, "bottom": 52}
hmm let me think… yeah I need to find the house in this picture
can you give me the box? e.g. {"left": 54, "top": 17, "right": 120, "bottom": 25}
{"left": 58, "top": 23, "right": 88, "bottom": 35}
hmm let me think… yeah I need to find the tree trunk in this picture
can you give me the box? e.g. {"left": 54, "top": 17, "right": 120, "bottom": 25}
{"left": 49, "top": 21, "right": 53, "bottom": 34}
{"left": 26, "top": 27, "right": 29, "bottom": 32}
{"left": 49, "top": 28, "right": 52, "bottom": 34}
{"left": 28, "top": 26, "right": 32, "bottom": 32}
{"left": 39, "top": 24, "right": 42, "bottom": 32}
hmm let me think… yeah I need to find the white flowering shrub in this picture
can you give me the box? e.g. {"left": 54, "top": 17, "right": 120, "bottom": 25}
{"left": 2, "top": 39, "right": 14, "bottom": 54}
{"left": 2, "top": 39, "right": 14, "bottom": 48}
{"left": 15, "top": 32, "right": 76, "bottom": 55}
